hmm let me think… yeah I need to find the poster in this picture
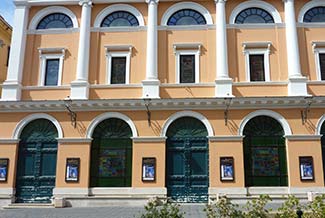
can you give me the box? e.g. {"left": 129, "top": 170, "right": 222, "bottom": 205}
{"left": 0, "top": 159, "right": 8, "bottom": 182}
{"left": 99, "top": 149, "right": 125, "bottom": 177}
{"left": 299, "top": 156, "right": 314, "bottom": 181}
{"left": 220, "top": 157, "right": 234, "bottom": 181}
{"left": 252, "top": 147, "right": 280, "bottom": 176}
{"left": 142, "top": 158, "right": 156, "bottom": 182}
{"left": 66, "top": 158, "right": 80, "bottom": 182}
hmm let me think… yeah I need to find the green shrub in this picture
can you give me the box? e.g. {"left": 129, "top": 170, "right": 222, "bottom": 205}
{"left": 303, "top": 194, "right": 325, "bottom": 218}
{"left": 139, "top": 197, "right": 185, "bottom": 218}
{"left": 276, "top": 195, "right": 300, "bottom": 218}
{"left": 204, "top": 196, "right": 244, "bottom": 218}
{"left": 243, "top": 195, "right": 271, "bottom": 218}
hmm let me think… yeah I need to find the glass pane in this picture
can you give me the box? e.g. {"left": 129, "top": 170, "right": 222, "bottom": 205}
{"left": 249, "top": 54, "right": 265, "bottom": 81}
{"left": 45, "top": 59, "right": 59, "bottom": 86}
{"left": 101, "top": 11, "right": 139, "bottom": 27}
{"left": 235, "top": 8, "right": 274, "bottom": 24}
{"left": 98, "top": 149, "right": 126, "bottom": 177}
{"left": 37, "top": 13, "right": 73, "bottom": 29}
{"left": 319, "top": 54, "right": 325, "bottom": 80}
{"left": 41, "top": 153, "right": 57, "bottom": 176}
{"left": 304, "top": 7, "right": 325, "bottom": 23}
{"left": 111, "top": 57, "right": 126, "bottom": 84}
{"left": 180, "top": 55, "right": 195, "bottom": 83}
{"left": 251, "top": 147, "right": 280, "bottom": 176}
{"left": 167, "top": 9, "right": 206, "bottom": 26}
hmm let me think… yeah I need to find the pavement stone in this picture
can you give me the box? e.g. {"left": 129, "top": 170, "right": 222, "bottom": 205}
{"left": 0, "top": 205, "right": 206, "bottom": 218}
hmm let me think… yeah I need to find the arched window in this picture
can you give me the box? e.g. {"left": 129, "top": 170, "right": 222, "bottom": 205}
{"left": 243, "top": 116, "right": 288, "bottom": 187}
{"left": 167, "top": 9, "right": 206, "bottom": 26}
{"left": 37, "top": 13, "right": 73, "bottom": 29}
{"left": 90, "top": 118, "right": 133, "bottom": 187}
{"left": 101, "top": 11, "right": 139, "bottom": 27}
{"left": 303, "top": 7, "right": 325, "bottom": 23}
{"left": 235, "top": 7, "right": 274, "bottom": 24}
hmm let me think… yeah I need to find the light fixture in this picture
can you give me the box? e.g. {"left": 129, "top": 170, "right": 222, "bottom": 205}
{"left": 301, "top": 96, "right": 313, "bottom": 125}
{"left": 224, "top": 97, "right": 232, "bottom": 126}
{"left": 144, "top": 98, "right": 151, "bottom": 127}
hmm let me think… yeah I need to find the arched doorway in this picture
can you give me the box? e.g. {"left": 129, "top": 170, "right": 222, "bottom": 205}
{"left": 243, "top": 116, "right": 288, "bottom": 186}
{"left": 16, "top": 119, "right": 58, "bottom": 203}
{"left": 321, "top": 122, "right": 325, "bottom": 183}
{"left": 166, "top": 117, "right": 209, "bottom": 203}
{"left": 90, "top": 118, "right": 132, "bottom": 187}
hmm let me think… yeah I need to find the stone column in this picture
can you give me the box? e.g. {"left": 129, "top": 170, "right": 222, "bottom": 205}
{"left": 1, "top": 4, "right": 29, "bottom": 101}
{"left": 70, "top": 0, "right": 92, "bottom": 100}
{"left": 283, "top": 0, "right": 308, "bottom": 96}
{"left": 215, "top": 0, "right": 233, "bottom": 97}
{"left": 142, "top": 0, "right": 160, "bottom": 99}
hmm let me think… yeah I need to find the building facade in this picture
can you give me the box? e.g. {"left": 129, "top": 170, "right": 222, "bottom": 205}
{"left": 0, "top": 16, "right": 11, "bottom": 97}
{"left": 1, "top": 0, "right": 325, "bottom": 207}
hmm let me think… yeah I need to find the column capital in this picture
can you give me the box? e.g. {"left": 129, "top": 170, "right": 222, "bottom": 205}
{"left": 79, "top": 0, "right": 92, "bottom": 7}
{"left": 215, "top": 0, "right": 227, "bottom": 3}
{"left": 283, "top": 0, "right": 294, "bottom": 3}
{"left": 146, "top": 0, "right": 159, "bottom": 5}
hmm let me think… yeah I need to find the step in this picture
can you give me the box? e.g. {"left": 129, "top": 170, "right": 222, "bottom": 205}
{"left": 3, "top": 203, "right": 54, "bottom": 209}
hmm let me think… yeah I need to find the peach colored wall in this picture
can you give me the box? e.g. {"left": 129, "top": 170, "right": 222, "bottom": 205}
{"left": 233, "top": 84, "right": 287, "bottom": 97}
{"left": 22, "top": 89, "right": 70, "bottom": 100}
{"left": 286, "top": 140, "right": 324, "bottom": 187}
{"left": 89, "top": 87, "right": 142, "bottom": 99}
{"left": 160, "top": 86, "right": 215, "bottom": 98}
{"left": 132, "top": 141, "right": 166, "bottom": 187}
{"left": 0, "top": 144, "right": 18, "bottom": 188}
{"left": 209, "top": 141, "right": 245, "bottom": 188}
{"left": 56, "top": 142, "right": 91, "bottom": 188}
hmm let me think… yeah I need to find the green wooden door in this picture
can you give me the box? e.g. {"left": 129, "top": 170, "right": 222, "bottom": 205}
{"left": 90, "top": 118, "right": 132, "bottom": 187}
{"left": 16, "top": 119, "right": 58, "bottom": 203}
{"left": 243, "top": 116, "right": 288, "bottom": 186}
{"left": 166, "top": 117, "right": 209, "bottom": 203}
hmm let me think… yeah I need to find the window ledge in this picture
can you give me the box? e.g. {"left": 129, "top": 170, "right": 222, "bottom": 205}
{"left": 22, "top": 85, "right": 70, "bottom": 90}
{"left": 234, "top": 81, "right": 287, "bottom": 86}
{"left": 161, "top": 83, "right": 214, "bottom": 87}
{"left": 90, "top": 84, "right": 142, "bottom": 88}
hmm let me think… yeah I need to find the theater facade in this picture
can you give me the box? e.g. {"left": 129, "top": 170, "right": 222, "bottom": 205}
{"left": 1, "top": 0, "right": 325, "bottom": 207}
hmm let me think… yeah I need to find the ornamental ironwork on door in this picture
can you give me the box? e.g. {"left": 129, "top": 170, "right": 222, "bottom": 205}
{"left": 16, "top": 119, "right": 58, "bottom": 203}
{"left": 243, "top": 116, "right": 288, "bottom": 187}
{"left": 166, "top": 117, "right": 209, "bottom": 203}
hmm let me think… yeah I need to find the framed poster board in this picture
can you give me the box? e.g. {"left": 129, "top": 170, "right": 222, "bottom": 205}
{"left": 65, "top": 158, "right": 80, "bottom": 182}
{"left": 0, "top": 158, "right": 9, "bottom": 182}
{"left": 299, "top": 156, "right": 314, "bottom": 181}
{"left": 220, "top": 157, "right": 234, "bottom": 182}
{"left": 142, "top": 157, "right": 156, "bottom": 182}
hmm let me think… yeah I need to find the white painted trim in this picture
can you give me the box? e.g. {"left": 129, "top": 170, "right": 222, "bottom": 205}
{"left": 229, "top": 0, "right": 282, "bottom": 24}
{"left": 94, "top": 4, "right": 145, "bottom": 27}
{"left": 13, "top": 113, "right": 63, "bottom": 139}
{"left": 27, "top": 28, "right": 79, "bottom": 35}
{"left": 298, "top": 0, "right": 325, "bottom": 23}
{"left": 161, "top": 2, "right": 213, "bottom": 26}
{"left": 289, "top": 187, "right": 325, "bottom": 194}
{"left": 38, "top": 48, "right": 65, "bottom": 86}
{"left": 105, "top": 47, "right": 132, "bottom": 85}
{"left": 312, "top": 42, "right": 325, "bottom": 81}
{"left": 160, "top": 83, "right": 214, "bottom": 87}
{"left": 161, "top": 111, "right": 214, "bottom": 137}
{"left": 208, "top": 136, "right": 244, "bottom": 142}
{"left": 22, "top": 85, "right": 70, "bottom": 90}
{"left": 234, "top": 81, "right": 287, "bottom": 86}
{"left": 239, "top": 110, "right": 292, "bottom": 136}
{"left": 242, "top": 42, "right": 271, "bottom": 82}
{"left": 0, "top": 139, "right": 20, "bottom": 144}
{"left": 29, "top": 6, "right": 79, "bottom": 30}
{"left": 0, "top": 188, "right": 15, "bottom": 196}
{"left": 57, "top": 138, "right": 93, "bottom": 143}
{"left": 89, "top": 187, "right": 167, "bottom": 196}
{"left": 131, "top": 137, "right": 167, "bottom": 142}
{"left": 285, "top": 135, "right": 322, "bottom": 141}
{"left": 316, "top": 115, "right": 325, "bottom": 135}
{"left": 53, "top": 188, "right": 89, "bottom": 196}
{"left": 86, "top": 112, "right": 138, "bottom": 138}
{"left": 175, "top": 49, "right": 200, "bottom": 84}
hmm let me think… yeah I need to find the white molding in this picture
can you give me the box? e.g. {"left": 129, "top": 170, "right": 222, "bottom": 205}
{"left": 13, "top": 113, "right": 63, "bottom": 139}
{"left": 131, "top": 137, "right": 167, "bottom": 142}
{"left": 208, "top": 136, "right": 244, "bottom": 142}
{"left": 29, "top": 6, "right": 79, "bottom": 30}
{"left": 228, "top": 23, "right": 284, "bottom": 29}
{"left": 161, "top": 2, "right": 213, "bottom": 26}
{"left": 105, "top": 46, "right": 132, "bottom": 85}
{"left": 239, "top": 110, "right": 292, "bottom": 136}
{"left": 175, "top": 49, "right": 200, "bottom": 84}
{"left": 22, "top": 85, "right": 70, "bottom": 90}
{"left": 160, "top": 83, "right": 214, "bottom": 87}
{"left": 209, "top": 187, "right": 247, "bottom": 196}
{"left": 27, "top": 28, "right": 79, "bottom": 35}
{"left": 53, "top": 188, "right": 89, "bottom": 196}
{"left": 284, "top": 135, "right": 322, "bottom": 141}
{"left": 312, "top": 41, "right": 325, "bottom": 81}
{"left": 289, "top": 187, "right": 325, "bottom": 194}
{"left": 57, "top": 138, "right": 93, "bottom": 143}
{"left": 90, "top": 84, "right": 142, "bottom": 88}
{"left": 234, "top": 81, "right": 287, "bottom": 86}
{"left": 86, "top": 112, "right": 138, "bottom": 138}
{"left": 91, "top": 26, "right": 146, "bottom": 32}
{"left": 0, "top": 188, "right": 15, "bottom": 196}
{"left": 316, "top": 115, "right": 325, "bottom": 135}
{"left": 38, "top": 48, "right": 65, "bottom": 86}
{"left": 0, "top": 139, "right": 20, "bottom": 144}
{"left": 242, "top": 42, "right": 271, "bottom": 82}
{"left": 298, "top": 0, "right": 325, "bottom": 23}
{"left": 229, "top": 0, "right": 282, "bottom": 24}
{"left": 94, "top": 4, "right": 145, "bottom": 27}
{"left": 161, "top": 111, "right": 214, "bottom": 137}
{"left": 89, "top": 187, "right": 167, "bottom": 196}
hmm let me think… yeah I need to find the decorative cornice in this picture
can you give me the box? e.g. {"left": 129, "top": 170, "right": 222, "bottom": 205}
{"left": 79, "top": 0, "right": 92, "bottom": 6}
{"left": 0, "top": 96, "right": 325, "bottom": 113}
{"left": 284, "top": 135, "right": 322, "bottom": 141}
{"left": 146, "top": 0, "right": 159, "bottom": 4}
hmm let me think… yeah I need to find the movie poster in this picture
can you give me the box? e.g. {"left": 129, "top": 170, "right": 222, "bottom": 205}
{"left": 220, "top": 157, "right": 234, "bottom": 181}
{"left": 142, "top": 158, "right": 156, "bottom": 182}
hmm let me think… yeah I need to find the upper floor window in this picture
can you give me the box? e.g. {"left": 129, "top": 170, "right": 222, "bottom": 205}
{"left": 167, "top": 9, "right": 206, "bottom": 26}
{"left": 101, "top": 11, "right": 139, "bottom": 27}
{"left": 37, "top": 13, "right": 73, "bottom": 29}
{"left": 235, "top": 8, "right": 274, "bottom": 24}
{"left": 303, "top": 7, "right": 325, "bottom": 23}
{"left": 312, "top": 42, "right": 325, "bottom": 81}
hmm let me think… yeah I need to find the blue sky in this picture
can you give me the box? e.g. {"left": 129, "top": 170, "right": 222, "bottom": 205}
{"left": 0, "top": 0, "right": 15, "bottom": 26}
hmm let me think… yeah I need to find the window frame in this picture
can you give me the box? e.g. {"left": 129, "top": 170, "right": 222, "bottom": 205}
{"left": 243, "top": 42, "right": 271, "bottom": 82}
{"left": 312, "top": 42, "right": 325, "bottom": 81}
{"left": 105, "top": 45, "right": 132, "bottom": 85}
{"left": 38, "top": 48, "right": 65, "bottom": 86}
{"left": 175, "top": 50, "right": 200, "bottom": 84}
